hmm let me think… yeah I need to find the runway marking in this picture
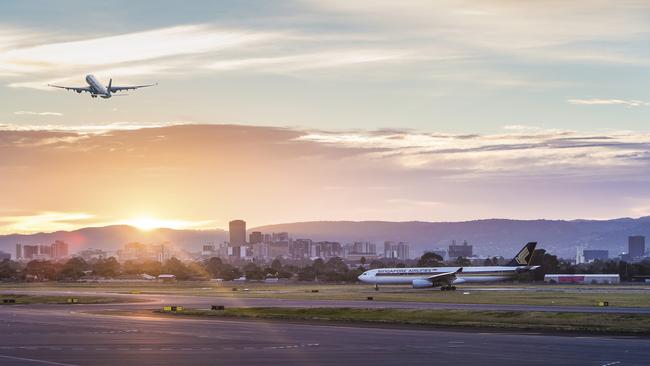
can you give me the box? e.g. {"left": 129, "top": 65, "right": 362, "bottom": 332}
{"left": 0, "top": 354, "right": 79, "bottom": 366}
{"left": 601, "top": 362, "right": 621, "bottom": 366}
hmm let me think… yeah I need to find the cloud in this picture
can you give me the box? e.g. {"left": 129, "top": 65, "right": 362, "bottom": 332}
{"left": 296, "top": 127, "right": 650, "bottom": 174}
{"left": 1, "top": 25, "right": 275, "bottom": 70}
{"left": 568, "top": 99, "right": 650, "bottom": 107}
{"left": 305, "top": 0, "right": 650, "bottom": 64}
{"left": 2, "top": 124, "right": 650, "bottom": 232}
{"left": 0, "top": 24, "right": 281, "bottom": 89}
{"left": 0, "top": 212, "right": 96, "bottom": 234}
{"left": 14, "top": 111, "right": 63, "bottom": 116}
{"left": 206, "top": 49, "right": 409, "bottom": 73}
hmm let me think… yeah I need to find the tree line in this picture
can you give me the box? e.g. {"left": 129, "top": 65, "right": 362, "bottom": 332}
{"left": 1, "top": 249, "right": 649, "bottom": 282}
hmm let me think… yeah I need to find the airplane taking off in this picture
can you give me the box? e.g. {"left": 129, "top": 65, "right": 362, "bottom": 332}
{"left": 358, "top": 242, "right": 539, "bottom": 290}
{"left": 48, "top": 74, "right": 157, "bottom": 99}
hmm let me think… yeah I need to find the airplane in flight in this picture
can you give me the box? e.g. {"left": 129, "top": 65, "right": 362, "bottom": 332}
{"left": 48, "top": 74, "right": 157, "bottom": 99}
{"left": 358, "top": 242, "right": 539, "bottom": 290}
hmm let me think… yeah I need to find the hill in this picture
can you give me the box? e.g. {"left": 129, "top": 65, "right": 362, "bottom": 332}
{"left": 0, "top": 225, "right": 227, "bottom": 256}
{"left": 2, "top": 217, "right": 650, "bottom": 259}
{"left": 252, "top": 218, "right": 650, "bottom": 258}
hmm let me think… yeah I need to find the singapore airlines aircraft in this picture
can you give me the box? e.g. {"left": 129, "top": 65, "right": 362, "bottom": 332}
{"left": 358, "top": 242, "right": 539, "bottom": 291}
{"left": 48, "top": 74, "right": 157, "bottom": 99}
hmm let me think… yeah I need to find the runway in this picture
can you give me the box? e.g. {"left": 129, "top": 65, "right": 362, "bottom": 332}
{"left": 4, "top": 289, "right": 650, "bottom": 314}
{"left": 0, "top": 304, "right": 648, "bottom": 366}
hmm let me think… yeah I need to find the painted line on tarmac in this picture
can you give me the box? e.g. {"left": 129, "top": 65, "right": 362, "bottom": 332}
{"left": 0, "top": 354, "right": 78, "bottom": 366}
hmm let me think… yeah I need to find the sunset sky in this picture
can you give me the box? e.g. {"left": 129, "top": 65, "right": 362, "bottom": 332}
{"left": 1, "top": 1, "right": 650, "bottom": 234}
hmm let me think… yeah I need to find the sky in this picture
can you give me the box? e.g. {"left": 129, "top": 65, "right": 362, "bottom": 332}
{"left": 1, "top": 1, "right": 650, "bottom": 234}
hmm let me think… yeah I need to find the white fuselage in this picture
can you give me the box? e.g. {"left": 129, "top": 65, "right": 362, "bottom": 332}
{"left": 358, "top": 266, "right": 527, "bottom": 285}
{"left": 85, "top": 74, "right": 110, "bottom": 98}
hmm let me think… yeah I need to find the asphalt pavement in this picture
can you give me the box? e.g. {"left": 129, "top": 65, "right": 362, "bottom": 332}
{"left": 0, "top": 303, "right": 648, "bottom": 366}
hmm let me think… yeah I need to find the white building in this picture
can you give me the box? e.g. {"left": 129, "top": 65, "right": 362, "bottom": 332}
{"left": 544, "top": 274, "right": 620, "bottom": 284}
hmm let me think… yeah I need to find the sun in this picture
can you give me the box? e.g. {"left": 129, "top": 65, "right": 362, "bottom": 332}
{"left": 127, "top": 216, "right": 163, "bottom": 231}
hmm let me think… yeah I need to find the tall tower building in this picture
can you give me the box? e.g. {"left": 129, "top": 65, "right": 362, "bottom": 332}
{"left": 229, "top": 220, "right": 246, "bottom": 257}
{"left": 628, "top": 236, "right": 646, "bottom": 258}
{"left": 15, "top": 244, "right": 22, "bottom": 259}
{"left": 51, "top": 240, "right": 69, "bottom": 259}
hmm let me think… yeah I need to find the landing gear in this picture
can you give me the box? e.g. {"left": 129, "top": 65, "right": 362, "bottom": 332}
{"left": 374, "top": 284, "right": 379, "bottom": 291}
{"left": 440, "top": 285, "right": 457, "bottom": 291}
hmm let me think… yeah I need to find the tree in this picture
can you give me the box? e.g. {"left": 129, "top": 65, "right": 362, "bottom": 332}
{"left": 204, "top": 257, "right": 224, "bottom": 278}
{"left": 297, "top": 266, "right": 316, "bottom": 281}
{"left": 243, "top": 262, "right": 265, "bottom": 281}
{"left": 162, "top": 257, "right": 190, "bottom": 280}
{"left": 24, "top": 260, "right": 61, "bottom": 281}
{"left": 93, "top": 257, "right": 121, "bottom": 278}
{"left": 59, "top": 257, "right": 89, "bottom": 280}
{"left": 369, "top": 260, "right": 386, "bottom": 269}
{"left": 454, "top": 256, "right": 471, "bottom": 267}
{"left": 417, "top": 252, "right": 443, "bottom": 267}
{"left": 271, "top": 258, "right": 283, "bottom": 272}
{"left": 312, "top": 258, "right": 325, "bottom": 276}
{"left": 360, "top": 256, "right": 366, "bottom": 266}
{"left": 0, "top": 260, "right": 18, "bottom": 280}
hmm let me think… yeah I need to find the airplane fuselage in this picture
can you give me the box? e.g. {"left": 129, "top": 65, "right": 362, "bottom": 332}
{"left": 85, "top": 74, "right": 110, "bottom": 98}
{"left": 359, "top": 265, "right": 533, "bottom": 286}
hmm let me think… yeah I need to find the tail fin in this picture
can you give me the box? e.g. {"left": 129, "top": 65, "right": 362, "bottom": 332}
{"left": 507, "top": 242, "right": 537, "bottom": 266}
{"left": 107, "top": 78, "right": 112, "bottom": 93}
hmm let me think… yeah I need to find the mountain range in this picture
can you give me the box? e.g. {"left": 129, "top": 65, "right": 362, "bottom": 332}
{"left": 2, "top": 217, "right": 650, "bottom": 259}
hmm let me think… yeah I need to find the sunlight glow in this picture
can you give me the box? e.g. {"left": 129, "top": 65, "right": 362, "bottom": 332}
{"left": 122, "top": 216, "right": 213, "bottom": 231}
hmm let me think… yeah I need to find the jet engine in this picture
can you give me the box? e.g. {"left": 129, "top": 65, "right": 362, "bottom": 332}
{"left": 412, "top": 279, "right": 434, "bottom": 289}
{"left": 76, "top": 90, "right": 82, "bottom": 93}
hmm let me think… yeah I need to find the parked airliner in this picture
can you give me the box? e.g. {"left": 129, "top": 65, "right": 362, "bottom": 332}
{"left": 358, "top": 242, "right": 539, "bottom": 290}
{"left": 48, "top": 74, "right": 157, "bottom": 99}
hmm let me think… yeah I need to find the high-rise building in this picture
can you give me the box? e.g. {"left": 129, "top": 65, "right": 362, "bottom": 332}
{"left": 229, "top": 220, "right": 246, "bottom": 258}
{"left": 351, "top": 242, "right": 376, "bottom": 254}
{"left": 448, "top": 240, "right": 473, "bottom": 258}
{"left": 291, "top": 239, "right": 312, "bottom": 259}
{"left": 628, "top": 236, "right": 645, "bottom": 258}
{"left": 15, "top": 244, "right": 22, "bottom": 259}
{"left": 384, "top": 241, "right": 410, "bottom": 261}
{"left": 272, "top": 232, "right": 289, "bottom": 242}
{"left": 39, "top": 244, "right": 52, "bottom": 257}
{"left": 311, "top": 241, "right": 342, "bottom": 259}
{"left": 23, "top": 245, "right": 39, "bottom": 259}
{"left": 396, "top": 242, "right": 409, "bottom": 260}
{"left": 249, "top": 231, "right": 263, "bottom": 245}
{"left": 51, "top": 240, "right": 69, "bottom": 259}
{"left": 229, "top": 220, "right": 246, "bottom": 246}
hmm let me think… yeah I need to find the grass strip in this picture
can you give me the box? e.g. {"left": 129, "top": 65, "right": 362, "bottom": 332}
{"left": 156, "top": 307, "right": 650, "bottom": 335}
{"left": 0, "top": 294, "right": 141, "bottom": 305}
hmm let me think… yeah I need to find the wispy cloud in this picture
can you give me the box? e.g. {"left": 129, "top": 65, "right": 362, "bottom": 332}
{"left": 0, "top": 24, "right": 281, "bottom": 89}
{"left": 0, "top": 212, "right": 95, "bottom": 234}
{"left": 568, "top": 99, "right": 650, "bottom": 107}
{"left": 14, "top": 111, "right": 63, "bottom": 116}
{"left": 296, "top": 127, "right": 650, "bottom": 174}
{"left": 1, "top": 25, "right": 275, "bottom": 70}
{"left": 206, "top": 49, "right": 409, "bottom": 73}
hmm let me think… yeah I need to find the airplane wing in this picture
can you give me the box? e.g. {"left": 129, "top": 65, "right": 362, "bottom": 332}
{"left": 48, "top": 84, "right": 92, "bottom": 93}
{"left": 109, "top": 83, "right": 157, "bottom": 92}
{"left": 426, "top": 267, "right": 462, "bottom": 285}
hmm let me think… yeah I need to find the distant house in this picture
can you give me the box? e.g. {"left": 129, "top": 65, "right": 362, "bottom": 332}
{"left": 140, "top": 273, "right": 156, "bottom": 281}
{"left": 157, "top": 274, "right": 177, "bottom": 283}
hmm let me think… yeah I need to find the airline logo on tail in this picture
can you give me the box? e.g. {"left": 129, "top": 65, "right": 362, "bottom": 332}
{"left": 508, "top": 242, "right": 537, "bottom": 266}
